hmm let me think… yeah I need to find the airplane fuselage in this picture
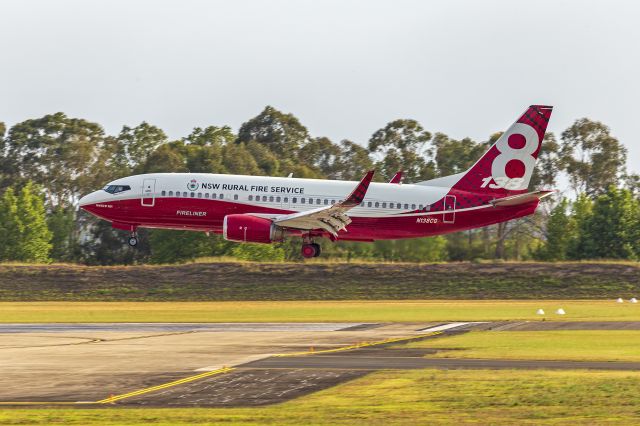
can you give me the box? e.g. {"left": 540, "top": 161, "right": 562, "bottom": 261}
{"left": 79, "top": 172, "right": 537, "bottom": 241}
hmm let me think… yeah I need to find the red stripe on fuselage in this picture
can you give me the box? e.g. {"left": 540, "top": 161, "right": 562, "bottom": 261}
{"left": 81, "top": 196, "right": 538, "bottom": 241}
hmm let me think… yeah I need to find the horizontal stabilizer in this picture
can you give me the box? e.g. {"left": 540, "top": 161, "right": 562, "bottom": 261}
{"left": 490, "top": 190, "right": 554, "bottom": 207}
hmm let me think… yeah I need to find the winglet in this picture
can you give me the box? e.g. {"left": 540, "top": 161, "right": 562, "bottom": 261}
{"left": 341, "top": 170, "right": 375, "bottom": 208}
{"left": 389, "top": 171, "right": 403, "bottom": 184}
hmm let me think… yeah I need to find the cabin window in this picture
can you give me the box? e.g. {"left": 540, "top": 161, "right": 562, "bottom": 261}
{"left": 367, "top": 201, "right": 372, "bottom": 207}
{"left": 161, "top": 190, "right": 166, "bottom": 196}
{"left": 276, "top": 196, "right": 281, "bottom": 202}
{"left": 419, "top": 204, "right": 424, "bottom": 210}
{"left": 269, "top": 196, "right": 274, "bottom": 202}
{"left": 190, "top": 192, "right": 195, "bottom": 198}
{"left": 292, "top": 197, "right": 297, "bottom": 203}
{"left": 234, "top": 194, "right": 238, "bottom": 200}
{"left": 205, "top": 193, "right": 209, "bottom": 199}
{"left": 182, "top": 191, "right": 187, "bottom": 197}
{"left": 168, "top": 191, "right": 173, "bottom": 196}
{"left": 411, "top": 204, "right": 416, "bottom": 209}
{"left": 284, "top": 197, "right": 288, "bottom": 203}
{"left": 248, "top": 195, "right": 253, "bottom": 201}
{"left": 301, "top": 198, "right": 306, "bottom": 204}
{"left": 375, "top": 202, "right": 380, "bottom": 208}
{"left": 382, "top": 202, "right": 387, "bottom": 208}
{"left": 212, "top": 193, "right": 217, "bottom": 199}
{"left": 197, "top": 193, "right": 202, "bottom": 198}
{"left": 425, "top": 204, "right": 431, "bottom": 211}
{"left": 324, "top": 199, "right": 329, "bottom": 205}
{"left": 219, "top": 193, "right": 224, "bottom": 199}
{"left": 404, "top": 203, "right": 409, "bottom": 209}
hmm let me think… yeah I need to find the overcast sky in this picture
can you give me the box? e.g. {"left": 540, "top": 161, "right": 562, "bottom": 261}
{"left": 1, "top": 0, "right": 638, "bottom": 174}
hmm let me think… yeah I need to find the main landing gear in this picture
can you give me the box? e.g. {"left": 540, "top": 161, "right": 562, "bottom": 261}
{"left": 301, "top": 236, "right": 321, "bottom": 258}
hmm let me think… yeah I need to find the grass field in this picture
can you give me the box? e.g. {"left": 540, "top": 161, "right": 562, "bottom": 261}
{"left": 404, "top": 330, "right": 640, "bottom": 361}
{"left": 1, "top": 300, "right": 640, "bottom": 322}
{"left": 2, "top": 369, "right": 640, "bottom": 425}
{"left": 0, "top": 261, "right": 638, "bottom": 301}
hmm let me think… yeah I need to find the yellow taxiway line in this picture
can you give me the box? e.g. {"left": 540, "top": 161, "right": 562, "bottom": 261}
{"left": 275, "top": 331, "right": 442, "bottom": 357}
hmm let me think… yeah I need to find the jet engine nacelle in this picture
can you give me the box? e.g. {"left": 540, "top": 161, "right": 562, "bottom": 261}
{"left": 223, "top": 214, "right": 285, "bottom": 244}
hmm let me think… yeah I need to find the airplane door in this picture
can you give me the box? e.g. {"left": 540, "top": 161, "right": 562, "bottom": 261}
{"left": 141, "top": 178, "right": 156, "bottom": 207}
{"left": 443, "top": 195, "right": 456, "bottom": 223}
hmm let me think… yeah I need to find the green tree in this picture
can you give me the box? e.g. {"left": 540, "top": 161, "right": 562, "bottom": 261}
{"left": 299, "top": 137, "right": 342, "bottom": 178}
{"left": 142, "top": 143, "right": 189, "bottom": 173}
{"left": 579, "top": 187, "right": 639, "bottom": 259}
{"left": 431, "top": 133, "right": 487, "bottom": 176}
{"left": 148, "top": 230, "right": 214, "bottom": 264}
{"left": 0, "top": 122, "right": 8, "bottom": 190}
{"left": 116, "top": 122, "right": 168, "bottom": 173}
{"left": 567, "top": 194, "right": 594, "bottom": 259}
{"left": 334, "top": 140, "right": 375, "bottom": 180}
{"left": 537, "top": 198, "right": 573, "bottom": 260}
{"left": 529, "top": 133, "right": 561, "bottom": 190}
{"left": 47, "top": 206, "right": 78, "bottom": 262}
{"left": 0, "top": 188, "right": 23, "bottom": 261}
{"left": 16, "top": 182, "right": 52, "bottom": 262}
{"left": 4, "top": 113, "right": 107, "bottom": 207}
{"left": 182, "top": 126, "right": 235, "bottom": 174}
{"left": 368, "top": 119, "right": 435, "bottom": 182}
{"left": 237, "top": 106, "right": 310, "bottom": 159}
{"left": 560, "top": 119, "right": 627, "bottom": 197}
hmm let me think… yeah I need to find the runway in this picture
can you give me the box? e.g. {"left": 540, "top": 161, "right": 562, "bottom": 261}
{"left": 0, "top": 322, "right": 375, "bottom": 333}
{"left": 1, "top": 321, "right": 639, "bottom": 407}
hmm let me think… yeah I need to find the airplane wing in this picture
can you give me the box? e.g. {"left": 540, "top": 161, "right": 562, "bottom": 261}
{"left": 490, "top": 190, "right": 554, "bottom": 207}
{"left": 272, "top": 170, "right": 375, "bottom": 237}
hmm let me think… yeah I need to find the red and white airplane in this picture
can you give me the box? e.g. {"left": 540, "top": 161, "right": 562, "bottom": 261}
{"left": 80, "top": 105, "right": 553, "bottom": 258}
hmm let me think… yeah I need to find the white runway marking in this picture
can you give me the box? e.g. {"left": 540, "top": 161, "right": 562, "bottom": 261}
{"left": 418, "top": 322, "right": 485, "bottom": 332}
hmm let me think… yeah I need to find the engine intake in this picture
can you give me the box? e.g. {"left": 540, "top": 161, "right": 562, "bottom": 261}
{"left": 223, "top": 214, "right": 285, "bottom": 244}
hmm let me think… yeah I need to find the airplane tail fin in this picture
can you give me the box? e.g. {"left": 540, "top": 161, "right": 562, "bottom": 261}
{"left": 420, "top": 105, "right": 553, "bottom": 197}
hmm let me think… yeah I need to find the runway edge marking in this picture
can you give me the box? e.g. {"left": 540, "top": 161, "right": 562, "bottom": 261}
{"left": 274, "top": 331, "right": 443, "bottom": 357}
{"left": 96, "top": 366, "right": 236, "bottom": 404}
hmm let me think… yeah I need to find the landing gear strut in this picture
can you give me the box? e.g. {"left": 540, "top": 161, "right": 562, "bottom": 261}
{"left": 128, "top": 232, "right": 138, "bottom": 247}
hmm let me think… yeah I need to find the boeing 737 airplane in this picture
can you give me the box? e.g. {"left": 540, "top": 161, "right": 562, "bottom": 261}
{"left": 79, "top": 105, "right": 553, "bottom": 258}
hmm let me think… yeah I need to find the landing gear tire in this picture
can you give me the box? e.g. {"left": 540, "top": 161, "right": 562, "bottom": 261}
{"left": 128, "top": 236, "right": 138, "bottom": 247}
{"left": 311, "top": 243, "right": 321, "bottom": 257}
{"left": 301, "top": 243, "right": 318, "bottom": 259}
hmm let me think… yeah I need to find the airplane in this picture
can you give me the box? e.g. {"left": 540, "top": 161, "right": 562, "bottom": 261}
{"left": 79, "top": 105, "right": 553, "bottom": 258}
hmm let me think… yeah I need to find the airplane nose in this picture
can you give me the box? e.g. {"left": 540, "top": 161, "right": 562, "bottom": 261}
{"left": 79, "top": 191, "right": 101, "bottom": 208}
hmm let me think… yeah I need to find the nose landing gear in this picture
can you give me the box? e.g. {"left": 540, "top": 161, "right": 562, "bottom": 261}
{"left": 127, "top": 232, "right": 138, "bottom": 247}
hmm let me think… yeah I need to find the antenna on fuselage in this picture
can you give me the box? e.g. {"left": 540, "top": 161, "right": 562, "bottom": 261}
{"left": 287, "top": 173, "right": 293, "bottom": 178}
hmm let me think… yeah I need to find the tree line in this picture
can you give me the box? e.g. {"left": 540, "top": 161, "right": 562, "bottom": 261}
{"left": 0, "top": 107, "right": 637, "bottom": 264}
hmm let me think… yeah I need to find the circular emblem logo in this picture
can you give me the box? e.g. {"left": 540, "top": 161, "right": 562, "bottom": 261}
{"left": 187, "top": 179, "right": 199, "bottom": 191}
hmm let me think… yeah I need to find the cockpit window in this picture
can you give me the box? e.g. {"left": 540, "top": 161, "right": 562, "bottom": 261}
{"left": 103, "top": 185, "right": 131, "bottom": 194}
